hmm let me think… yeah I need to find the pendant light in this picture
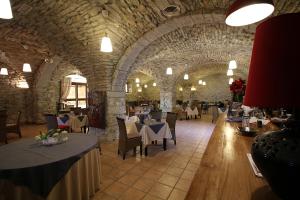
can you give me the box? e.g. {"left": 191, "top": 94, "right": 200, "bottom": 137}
{"left": 135, "top": 78, "right": 140, "bottom": 83}
{"left": 23, "top": 63, "right": 32, "bottom": 72}
{"left": 191, "top": 86, "right": 196, "bottom": 91}
{"left": 0, "top": 0, "right": 13, "bottom": 19}
{"left": 183, "top": 64, "right": 189, "bottom": 80}
{"left": 144, "top": 84, "right": 148, "bottom": 88}
{"left": 100, "top": 9, "right": 113, "bottom": 52}
{"left": 100, "top": 34, "right": 113, "bottom": 53}
{"left": 166, "top": 67, "right": 173, "bottom": 75}
{"left": 229, "top": 78, "right": 234, "bottom": 85}
{"left": 153, "top": 82, "right": 157, "bottom": 87}
{"left": 17, "top": 80, "right": 29, "bottom": 89}
{"left": 227, "top": 69, "right": 233, "bottom": 76}
{"left": 179, "top": 87, "right": 183, "bottom": 91}
{"left": 202, "top": 81, "right": 206, "bottom": 86}
{"left": 136, "top": 83, "right": 140, "bottom": 87}
{"left": 198, "top": 80, "right": 203, "bottom": 85}
{"left": 138, "top": 88, "right": 142, "bottom": 92}
{"left": 0, "top": 68, "right": 8, "bottom": 75}
{"left": 225, "top": 0, "right": 274, "bottom": 26}
{"left": 229, "top": 60, "right": 237, "bottom": 69}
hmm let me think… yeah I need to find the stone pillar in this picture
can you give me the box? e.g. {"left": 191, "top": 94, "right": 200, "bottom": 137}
{"left": 160, "top": 89, "right": 176, "bottom": 112}
{"left": 106, "top": 90, "right": 126, "bottom": 141}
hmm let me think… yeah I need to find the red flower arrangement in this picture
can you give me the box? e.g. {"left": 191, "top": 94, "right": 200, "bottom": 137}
{"left": 230, "top": 78, "right": 246, "bottom": 102}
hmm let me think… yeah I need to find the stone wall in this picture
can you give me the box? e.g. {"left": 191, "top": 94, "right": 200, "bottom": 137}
{"left": 176, "top": 74, "right": 232, "bottom": 102}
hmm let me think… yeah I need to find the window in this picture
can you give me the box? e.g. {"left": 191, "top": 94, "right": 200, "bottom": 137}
{"left": 65, "top": 83, "right": 88, "bottom": 108}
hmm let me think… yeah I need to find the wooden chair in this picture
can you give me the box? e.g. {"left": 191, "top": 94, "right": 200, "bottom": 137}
{"left": 166, "top": 112, "right": 177, "bottom": 145}
{"left": 197, "top": 104, "right": 202, "bottom": 119}
{"left": 150, "top": 111, "right": 162, "bottom": 122}
{"left": 0, "top": 111, "right": 8, "bottom": 144}
{"left": 6, "top": 111, "right": 22, "bottom": 138}
{"left": 116, "top": 117, "right": 142, "bottom": 160}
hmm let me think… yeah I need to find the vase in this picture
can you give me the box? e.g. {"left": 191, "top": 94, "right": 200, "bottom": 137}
{"left": 251, "top": 128, "right": 300, "bottom": 199}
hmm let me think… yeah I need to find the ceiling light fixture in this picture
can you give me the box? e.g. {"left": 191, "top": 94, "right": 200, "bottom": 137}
{"left": 191, "top": 86, "right": 196, "bottom": 91}
{"left": 0, "top": 68, "right": 8, "bottom": 75}
{"left": 100, "top": 34, "right": 113, "bottom": 53}
{"left": 198, "top": 80, "right": 203, "bottom": 85}
{"left": 225, "top": 0, "right": 274, "bottom": 26}
{"left": 153, "top": 82, "right": 157, "bottom": 87}
{"left": 184, "top": 64, "right": 189, "bottom": 80}
{"left": 17, "top": 80, "right": 29, "bottom": 89}
{"left": 138, "top": 88, "right": 142, "bottom": 92}
{"left": 0, "top": 0, "right": 13, "bottom": 19}
{"left": 229, "top": 60, "right": 237, "bottom": 69}
{"left": 144, "top": 84, "right": 148, "bottom": 88}
{"left": 23, "top": 63, "right": 32, "bottom": 72}
{"left": 179, "top": 87, "right": 183, "bottom": 91}
{"left": 135, "top": 78, "right": 140, "bottom": 83}
{"left": 202, "top": 81, "right": 206, "bottom": 86}
{"left": 136, "top": 83, "right": 140, "bottom": 87}
{"left": 229, "top": 78, "right": 234, "bottom": 84}
{"left": 227, "top": 69, "right": 234, "bottom": 76}
{"left": 100, "top": 9, "right": 113, "bottom": 53}
{"left": 166, "top": 67, "right": 173, "bottom": 75}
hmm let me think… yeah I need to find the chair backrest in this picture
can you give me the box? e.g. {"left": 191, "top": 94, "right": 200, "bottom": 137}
{"left": 44, "top": 114, "right": 58, "bottom": 131}
{"left": 0, "top": 111, "right": 7, "bottom": 142}
{"left": 166, "top": 112, "right": 177, "bottom": 130}
{"left": 116, "top": 117, "right": 128, "bottom": 141}
{"left": 150, "top": 111, "right": 162, "bottom": 122}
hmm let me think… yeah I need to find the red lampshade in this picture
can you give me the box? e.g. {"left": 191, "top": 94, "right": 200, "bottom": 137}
{"left": 244, "top": 13, "right": 300, "bottom": 108}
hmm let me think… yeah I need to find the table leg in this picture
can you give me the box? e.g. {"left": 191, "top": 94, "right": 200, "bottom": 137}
{"left": 163, "top": 138, "right": 167, "bottom": 151}
{"left": 145, "top": 147, "right": 148, "bottom": 156}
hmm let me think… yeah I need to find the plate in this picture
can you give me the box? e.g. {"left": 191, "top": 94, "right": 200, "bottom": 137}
{"left": 237, "top": 127, "right": 257, "bottom": 136}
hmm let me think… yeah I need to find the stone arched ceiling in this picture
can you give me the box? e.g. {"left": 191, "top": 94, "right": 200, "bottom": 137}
{"left": 113, "top": 0, "right": 300, "bottom": 90}
{"left": 0, "top": 0, "right": 299, "bottom": 91}
{"left": 131, "top": 22, "right": 253, "bottom": 90}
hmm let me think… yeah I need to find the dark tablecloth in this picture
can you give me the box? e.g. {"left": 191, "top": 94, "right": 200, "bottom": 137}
{"left": 0, "top": 133, "right": 98, "bottom": 198}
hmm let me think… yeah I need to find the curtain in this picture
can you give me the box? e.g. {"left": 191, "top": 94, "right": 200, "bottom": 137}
{"left": 61, "top": 78, "right": 72, "bottom": 100}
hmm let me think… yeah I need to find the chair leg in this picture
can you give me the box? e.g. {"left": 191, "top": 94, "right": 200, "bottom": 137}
{"left": 133, "top": 147, "right": 136, "bottom": 155}
{"left": 145, "top": 147, "right": 148, "bottom": 156}
{"left": 140, "top": 144, "right": 142, "bottom": 156}
{"left": 123, "top": 153, "right": 126, "bottom": 160}
{"left": 163, "top": 138, "right": 167, "bottom": 151}
{"left": 118, "top": 149, "right": 120, "bottom": 155}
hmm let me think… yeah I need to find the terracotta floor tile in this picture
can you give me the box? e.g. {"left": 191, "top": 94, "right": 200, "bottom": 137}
{"left": 149, "top": 183, "right": 173, "bottom": 200}
{"left": 158, "top": 174, "right": 179, "bottom": 187}
{"left": 118, "top": 174, "right": 140, "bottom": 185}
{"left": 180, "top": 170, "right": 195, "bottom": 180}
{"left": 175, "top": 178, "right": 192, "bottom": 192}
{"left": 128, "top": 165, "right": 149, "bottom": 176}
{"left": 119, "top": 187, "right": 146, "bottom": 200}
{"left": 143, "top": 194, "right": 164, "bottom": 200}
{"left": 133, "top": 178, "right": 156, "bottom": 192}
{"left": 93, "top": 192, "right": 116, "bottom": 200}
{"left": 168, "top": 189, "right": 187, "bottom": 200}
{"left": 166, "top": 167, "right": 184, "bottom": 177}
{"left": 185, "top": 163, "right": 199, "bottom": 172}
{"left": 104, "top": 182, "right": 129, "bottom": 199}
{"left": 143, "top": 169, "right": 162, "bottom": 180}
{"left": 100, "top": 177, "right": 115, "bottom": 191}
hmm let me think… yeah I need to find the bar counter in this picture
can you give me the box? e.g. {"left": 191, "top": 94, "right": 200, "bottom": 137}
{"left": 186, "top": 114, "right": 280, "bottom": 200}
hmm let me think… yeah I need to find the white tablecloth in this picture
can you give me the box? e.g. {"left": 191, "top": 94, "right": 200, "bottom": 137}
{"left": 185, "top": 107, "right": 199, "bottom": 116}
{"left": 125, "top": 122, "right": 172, "bottom": 146}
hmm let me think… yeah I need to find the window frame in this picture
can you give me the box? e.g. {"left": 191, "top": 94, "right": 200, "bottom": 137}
{"left": 65, "top": 82, "right": 88, "bottom": 108}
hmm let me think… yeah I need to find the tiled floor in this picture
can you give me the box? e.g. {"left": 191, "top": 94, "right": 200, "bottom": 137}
{"left": 94, "top": 115, "right": 215, "bottom": 200}
{"left": 8, "top": 114, "right": 215, "bottom": 200}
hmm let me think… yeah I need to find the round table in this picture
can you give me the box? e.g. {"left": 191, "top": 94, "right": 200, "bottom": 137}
{"left": 0, "top": 133, "right": 100, "bottom": 200}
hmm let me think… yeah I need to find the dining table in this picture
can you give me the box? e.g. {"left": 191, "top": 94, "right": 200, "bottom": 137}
{"left": 126, "top": 119, "right": 172, "bottom": 156}
{"left": 57, "top": 114, "right": 89, "bottom": 133}
{"left": 0, "top": 133, "right": 102, "bottom": 200}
